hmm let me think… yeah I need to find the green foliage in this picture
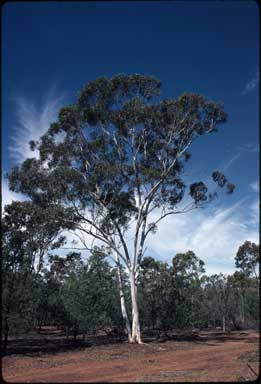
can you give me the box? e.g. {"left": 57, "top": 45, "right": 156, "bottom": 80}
{"left": 138, "top": 253, "right": 206, "bottom": 330}
{"left": 2, "top": 271, "right": 42, "bottom": 335}
{"left": 138, "top": 252, "right": 259, "bottom": 332}
{"left": 1, "top": 241, "right": 259, "bottom": 348}
{"left": 2, "top": 200, "right": 76, "bottom": 273}
{"left": 235, "top": 241, "right": 259, "bottom": 278}
{"left": 138, "top": 258, "right": 173, "bottom": 330}
{"left": 172, "top": 250, "right": 205, "bottom": 277}
{"left": 1, "top": 200, "right": 74, "bottom": 347}
{"left": 61, "top": 247, "right": 122, "bottom": 335}
{"left": 171, "top": 252, "right": 205, "bottom": 328}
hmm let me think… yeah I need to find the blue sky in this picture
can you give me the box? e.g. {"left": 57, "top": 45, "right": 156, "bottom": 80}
{"left": 2, "top": 1, "right": 259, "bottom": 274}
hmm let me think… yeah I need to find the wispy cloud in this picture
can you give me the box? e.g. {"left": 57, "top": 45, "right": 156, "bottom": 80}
{"left": 250, "top": 181, "right": 259, "bottom": 193}
{"left": 145, "top": 198, "right": 259, "bottom": 275}
{"left": 221, "top": 143, "right": 259, "bottom": 174}
{"left": 9, "top": 86, "right": 66, "bottom": 164}
{"left": 249, "top": 199, "right": 259, "bottom": 226}
{"left": 238, "top": 143, "right": 259, "bottom": 153}
{"left": 241, "top": 68, "right": 259, "bottom": 95}
{"left": 221, "top": 152, "right": 241, "bottom": 172}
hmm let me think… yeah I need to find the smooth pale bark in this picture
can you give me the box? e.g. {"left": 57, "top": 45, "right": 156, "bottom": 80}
{"left": 114, "top": 252, "right": 132, "bottom": 342}
{"left": 129, "top": 269, "right": 142, "bottom": 344}
{"left": 118, "top": 271, "right": 132, "bottom": 342}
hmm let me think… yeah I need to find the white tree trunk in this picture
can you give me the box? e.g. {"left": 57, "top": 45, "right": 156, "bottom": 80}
{"left": 117, "top": 268, "right": 132, "bottom": 342}
{"left": 114, "top": 252, "right": 132, "bottom": 342}
{"left": 129, "top": 268, "right": 142, "bottom": 344}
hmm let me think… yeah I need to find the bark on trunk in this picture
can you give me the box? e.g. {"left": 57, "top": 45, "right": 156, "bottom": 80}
{"left": 115, "top": 253, "right": 132, "bottom": 342}
{"left": 129, "top": 269, "right": 142, "bottom": 344}
{"left": 118, "top": 273, "right": 132, "bottom": 342}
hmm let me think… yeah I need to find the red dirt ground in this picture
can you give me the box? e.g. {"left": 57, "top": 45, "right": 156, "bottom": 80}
{"left": 2, "top": 330, "right": 259, "bottom": 382}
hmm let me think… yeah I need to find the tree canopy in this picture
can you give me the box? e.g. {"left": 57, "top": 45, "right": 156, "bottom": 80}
{"left": 8, "top": 74, "right": 234, "bottom": 270}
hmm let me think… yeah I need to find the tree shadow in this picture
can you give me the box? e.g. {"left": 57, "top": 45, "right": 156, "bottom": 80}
{"left": 143, "top": 330, "right": 259, "bottom": 346}
{"left": 3, "top": 330, "right": 258, "bottom": 357}
{"left": 3, "top": 334, "right": 125, "bottom": 357}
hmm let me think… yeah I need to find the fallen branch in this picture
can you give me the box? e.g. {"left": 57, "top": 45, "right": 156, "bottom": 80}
{"left": 247, "top": 363, "right": 258, "bottom": 377}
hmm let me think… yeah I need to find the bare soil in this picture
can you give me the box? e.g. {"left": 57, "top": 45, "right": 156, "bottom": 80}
{"left": 2, "top": 329, "right": 259, "bottom": 382}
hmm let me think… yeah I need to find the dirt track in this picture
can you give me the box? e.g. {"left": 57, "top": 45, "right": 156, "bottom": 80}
{"left": 2, "top": 331, "right": 259, "bottom": 382}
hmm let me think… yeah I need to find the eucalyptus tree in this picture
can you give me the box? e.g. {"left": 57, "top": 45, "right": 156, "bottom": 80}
{"left": 172, "top": 251, "right": 205, "bottom": 328}
{"left": 138, "top": 257, "right": 174, "bottom": 331}
{"left": 204, "top": 273, "right": 235, "bottom": 332}
{"left": 228, "top": 271, "right": 248, "bottom": 329}
{"left": 235, "top": 241, "right": 259, "bottom": 292}
{"left": 234, "top": 241, "right": 260, "bottom": 328}
{"left": 61, "top": 247, "right": 121, "bottom": 340}
{"left": 2, "top": 200, "right": 76, "bottom": 273}
{"left": 172, "top": 251, "right": 205, "bottom": 278}
{"left": 2, "top": 200, "right": 73, "bottom": 352}
{"left": 8, "top": 74, "right": 234, "bottom": 343}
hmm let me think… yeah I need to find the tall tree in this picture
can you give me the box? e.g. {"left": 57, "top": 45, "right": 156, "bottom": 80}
{"left": 172, "top": 251, "right": 205, "bottom": 328}
{"left": 61, "top": 247, "right": 121, "bottom": 340}
{"left": 235, "top": 241, "right": 259, "bottom": 292}
{"left": 204, "top": 274, "right": 235, "bottom": 332}
{"left": 138, "top": 257, "right": 174, "bottom": 332}
{"left": 8, "top": 74, "right": 234, "bottom": 343}
{"left": 2, "top": 200, "right": 72, "bottom": 352}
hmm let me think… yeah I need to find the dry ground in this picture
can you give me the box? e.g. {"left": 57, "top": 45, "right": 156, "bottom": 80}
{"left": 2, "top": 329, "right": 259, "bottom": 382}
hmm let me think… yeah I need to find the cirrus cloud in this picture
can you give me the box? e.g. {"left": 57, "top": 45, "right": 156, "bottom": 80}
{"left": 9, "top": 86, "right": 66, "bottom": 164}
{"left": 145, "top": 198, "right": 259, "bottom": 275}
{"left": 241, "top": 68, "right": 259, "bottom": 95}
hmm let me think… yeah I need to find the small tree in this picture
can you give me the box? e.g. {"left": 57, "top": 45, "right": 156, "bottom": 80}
{"left": 8, "top": 74, "right": 234, "bottom": 343}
